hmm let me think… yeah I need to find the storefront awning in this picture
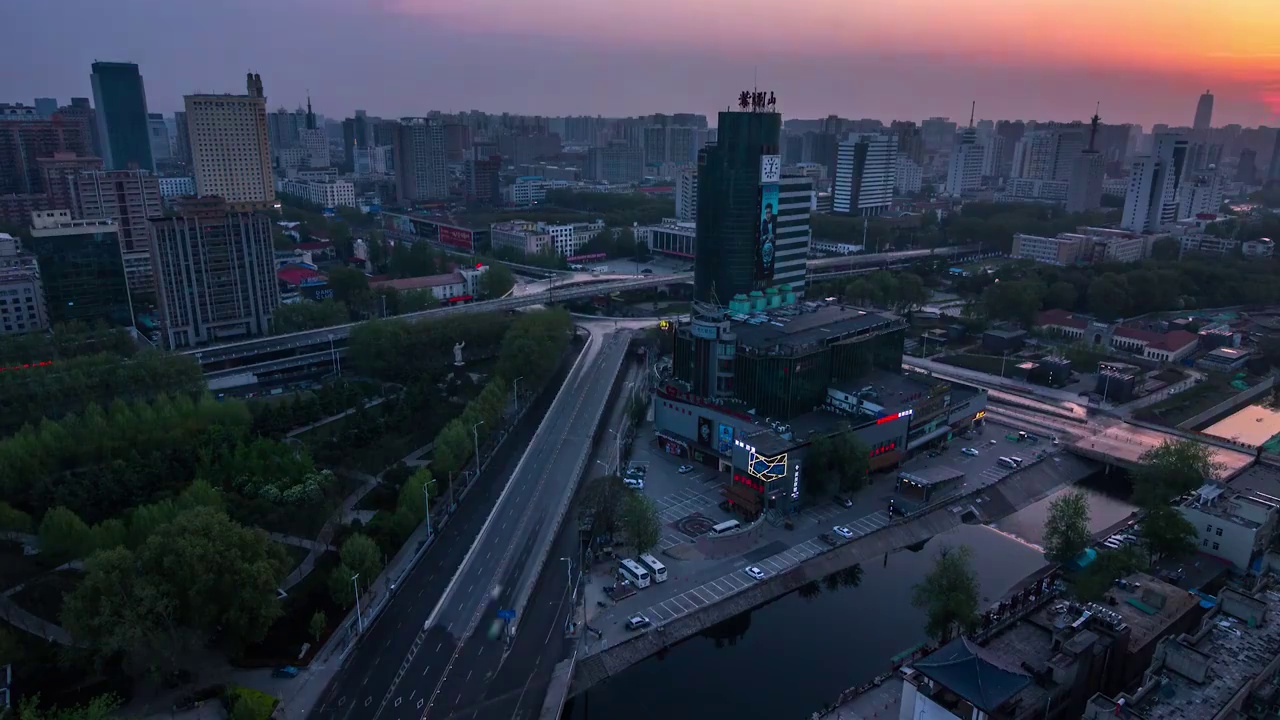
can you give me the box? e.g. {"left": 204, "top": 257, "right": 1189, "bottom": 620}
{"left": 656, "top": 431, "right": 689, "bottom": 449}
{"left": 907, "top": 425, "right": 952, "bottom": 451}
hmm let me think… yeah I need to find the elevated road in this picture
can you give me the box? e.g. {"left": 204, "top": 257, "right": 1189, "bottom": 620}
{"left": 311, "top": 329, "right": 630, "bottom": 720}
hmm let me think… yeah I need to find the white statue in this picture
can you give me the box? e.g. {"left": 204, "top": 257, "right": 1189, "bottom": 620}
{"left": 453, "top": 341, "right": 466, "bottom": 366}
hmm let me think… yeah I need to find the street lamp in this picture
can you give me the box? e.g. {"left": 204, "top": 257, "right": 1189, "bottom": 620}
{"left": 513, "top": 376, "right": 524, "bottom": 417}
{"left": 472, "top": 420, "right": 485, "bottom": 477}
{"left": 423, "top": 479, "right": 433, "bottom": 538}
{"left": 560, "top": 556, "right": 575, "bottom": 601}
{"left": 607, "top": 428, "right": 621, "bottom": 475}
{"left": 351, "top": 573, "right": 364, "bottom": 632}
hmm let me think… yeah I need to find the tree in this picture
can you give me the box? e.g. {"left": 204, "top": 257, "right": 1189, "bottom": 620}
{"left": 478, "top": 264, "right": 515, "bottom": 299}
{"left": 911, "top": 545, "right": 981, "bottom": 643}
{"left": 804, "top": 431, "right": 871, "bottom": 498}
{"left": 1137, "top": 505, "right": 1198, "bottom": 564}
{"left": 328, "top": 267, "right": 371, "bottom": 309}
{"left": 273, "top": 300, "right": 349, "bottom": 333}
{"left": 1071, "top": 546, "right": 1144, "bottom": 602}
{"left": 578, "top": 475, "right": 629, "bottom": 543}
{"left": 1133, "top": 439, "right": 1221, "bottom": 507}
{"left": 1149, "top": 237, "right": 1181, "bottom": 261}
{"left": 1043, "top": 490, "right": 1091, "bottom": 564}
{"left": 983, "top": 279, "right": 1046, "bottom": 327}
{"left": 0, "top": 502, "right": 33, "bottom": 533}
{"left": 309, "top": 610, "right": 327, "bottom": 642}
{"left": 1087, "top": 273, "right": 1131, "bottom": 320}
{"left": 619, "top": 492, "right": 661, "bottom": 553}
{"left": 330, "top": 533, "right": 383, "bottom": 606}
{"left": 38, "top": 506, "right": 94, "bottom": 563}
{"left": 15, "top": 693, "right": 122, "bottom": 720}
{"left": 398, "top": 468, "right": 437, "bottom": 522}
{"left": 1045, "top": 281, "right": 1078, "bottom": 310}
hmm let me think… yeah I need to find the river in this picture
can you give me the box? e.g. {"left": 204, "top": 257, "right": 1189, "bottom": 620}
{"left": 564, "top": 478, "right": 1135, "bottom": 720}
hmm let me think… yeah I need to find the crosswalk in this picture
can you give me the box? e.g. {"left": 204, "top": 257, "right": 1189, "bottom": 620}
{"left": 634, "top": 507, "right": 892, "bottom": 626}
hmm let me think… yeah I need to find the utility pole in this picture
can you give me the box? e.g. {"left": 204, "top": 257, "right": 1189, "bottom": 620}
{"left": 513, "top": 376, "right": 523, "bottom": 417}
{"left": 352, "top": 574, "right": 363, "bottom": 632}
{"left": 472, "top": 420, "right": 485, "bottom": 477}
{"left": 424, "top": 480, "right": 433, "bottom": 538}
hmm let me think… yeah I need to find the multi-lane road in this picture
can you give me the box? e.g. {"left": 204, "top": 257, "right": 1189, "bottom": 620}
{"left": 312, "top": 329, "right": 629, "bottom": 720}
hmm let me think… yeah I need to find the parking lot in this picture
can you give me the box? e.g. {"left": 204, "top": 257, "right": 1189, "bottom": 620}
{"left": 894, "top": 423, "right": 1060, "bottom": 494}
{"left": 627, "top": 437, "right": 734, "bottom": 552}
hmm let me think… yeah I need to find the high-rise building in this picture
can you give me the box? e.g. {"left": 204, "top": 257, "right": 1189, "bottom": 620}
{"left": 298, "top": 97, "right": 329, "bottom": 168}
{"left": 185, "top": 73, "right": 275, "bottom": 204}
{"left": 70, "top": 169, "right": 163, "bottom": 297}
{"left": 267, "top": 107, "right": 303, "bottom": 151}
{"left": 33, "top": 98, "right": 57, "bottom": 119}
{"left": 341, "top": 112, "right": 370, "bottom": 172}
{"left": 1269, "top": 135, "right": 1280, "bottom": 183}
{"left": 921, "top": 117, "right": 957, "bottom": 152}
{"left": 1067, "top": 111, "right": 1105, "bottom": 213}
{"left": 981, "top": 136, "right": 1006, "bottom": 178}
{"left": 0, "top": 116, "right": 90, "bottom": 195}
{"left": 1011, "top": 127, "right": 1085, "bottom": 182}
{"left": 895, "top": 157, "right": 923, "bottom": 195}
{"left": 676, "top": 168, "right": 697, "bottom": 222}
{"left": 172, "top": 111, "right": 191, "bottom": 165}
{"left": 37, "top": 152, "right": 104, "bottom": 211}
{"left": 1193, "top": 90, "right": 1214, "bottom": 131}
{"left": 587, "top": 142, "right": 644, "bottom": 184}
{"left": 148, "top": 113, "right": 171, "bottom": 162}
{"left": 1122, "top": 133, "right": 1188, "bottom": 233}
{"left": 834, "top": 133, "right": 897, "bottom": 216}
{"left": 466, "top": 154, "right": 501, "bottom": 205}
{"left": 1237, "top": 148, "right": 1258, "bottom": 184}
{"left": 27, "top": 209, "right": 132, "bottom": 327}
{"left": 643, "top": 125, "right": 700, "bottom": 165}
{"left": 90, "top": 61, "right": 154, "bottom": 171}
{"left": 694, "top": 100, "right": 807, "bottom": 303}
{"left": 946, "top": 128, "right": 984, "bottom": 195}
{"left": 890, "top": 121, "right": 925, "bottom": 164}
{"left": 148, "top": 196, "right": 278, "bottom": 348}
{"left": 56, "top": 98, "right": 100, "bottom": 158}
{"left": 0, "top": 233, "right": 48, "bottom": 336}
{"left": 393, "top": 118, "right": 448, "bottom": 204}
{"left": 1178, "top": 171, "right": 1227, "bottom": 219}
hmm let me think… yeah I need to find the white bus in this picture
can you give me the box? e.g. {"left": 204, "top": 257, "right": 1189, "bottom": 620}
{"left": 997, "top": 457, "right": 1018, "bottom": 469}
{"left": 619, "top": 558, "right": 651, "bottom": 588}
{"left": 710, "top": 519, "right": 741, "bottom": 535}
{"left": 638, "top": 553, "right": 668, "bottom": 583}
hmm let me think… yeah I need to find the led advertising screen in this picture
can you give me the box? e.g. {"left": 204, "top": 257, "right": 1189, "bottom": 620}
{"left": 438, "top": 225, "right": 474, "bottom": 252}
{"left": 696, "top": 416, "right": 713, "bottom": 447}
{"left": 756, "top": 183, "right": 779, "bottom": 285}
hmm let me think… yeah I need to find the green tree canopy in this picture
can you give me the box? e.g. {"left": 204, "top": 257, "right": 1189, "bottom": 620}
{"left": 1137, "top": 505, "right": 1198, "bottom": 564}
{"left": 619, "top": 492, "right": 661, "bottom": 553}
{"left": 803, "top": 431, "right": 871, "bottom": 498}
{"left": 273, "top": 300, "right": 350, "bottom": 334}
{"left": 1043, "top": 490, "right": 1091, "bottom": 565}
{"left": 911, "top": 545, "right": 981, "bottom": 644}
{"left": 1133, "top": 439, "right": 1221, "bottom": 507}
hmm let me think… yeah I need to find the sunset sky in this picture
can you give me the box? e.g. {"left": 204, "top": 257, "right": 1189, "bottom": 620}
{"left": 5, "top": 0, "right": 1278, "bottom": 128}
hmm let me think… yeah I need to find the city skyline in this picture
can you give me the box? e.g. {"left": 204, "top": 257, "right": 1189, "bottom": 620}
{"left": 5, "top": 0, "right": 1278, "bottom": 128}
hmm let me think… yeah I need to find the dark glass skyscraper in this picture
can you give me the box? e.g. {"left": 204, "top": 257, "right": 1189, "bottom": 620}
{"left": 90, "top": 61, "right": 154, "bottom": 171}
{"left": 27, "top": 212, "right": 133, "bottom": 327}
{"left": 694, "top": 107, "right": 781, "bottom": 304}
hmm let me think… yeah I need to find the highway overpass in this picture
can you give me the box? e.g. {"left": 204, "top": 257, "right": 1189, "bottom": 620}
{"left": 195, "top": 246, "right": 988, "bottom": 386}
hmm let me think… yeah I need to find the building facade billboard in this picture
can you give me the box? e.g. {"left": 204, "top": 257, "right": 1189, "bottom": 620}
{"left": 697, "top": 416, "right": 713, "bottom": 446}
{"left": 438, "top": 225, "right": 474, "bottom": 252}
{"left": 756, "top": 183, "right": 779, "bottom": 285}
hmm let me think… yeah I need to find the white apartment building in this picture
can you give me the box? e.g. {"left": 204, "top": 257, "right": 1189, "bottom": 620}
{"left": 834, "top": 133, "right": 897, "bottom": 216}
{"left": 158, "top": 176, "right": 195, "bottom": 199}
{"left": 1178, "top": 172, "right": 1227, "bottom": 219}
{"left": 504, "top": 177, "right": 572, "bottom": 206}
{"left": 981, "top": 135, "right": 1005, "bottom": 177}
{"left": 489, "top": 219, "right": 604, "bottom": 257}
{"left": 635, "top": 219, "right": 696, "bottom": 259}
{"left": 1000, "top": 177, "right": 1070, "bottom": 203}
{"left": 276, "top": 178, "right": 356, "bottom": 208}
{"left": 675, "top": 168, "right": 697, "bottom": 222}
{"left": 895, "top": 157, "right": 923, "bottom": 194}
{"left": 1179, "top": 234, "right": 1239, "bottom": 257}
{"left": 945, "top": 129, "right": 984, "bottom": 195}
{"left": 1011, "top": 128, "right": 1084, "bottom": 182}
{"left": 1176, "top": 466, "right": 1280, "bottom": 572}
{"left": 184, "top": 73, "right": 275, "bottom": 204}
{"left": 300, "top": 127, "right": 329, "bottom": 168}
{"left": 1122, "top": 133, "right": 1188, "bottom": 233}
{"left": 1011, "top": 233, "right": 1081, "bottom": 265}
{"left": 1102, "top": 178, "right": 1128, "bottom": 197}
{"left": 774, "top": 174, "right": 813, "bottom": 294}
{"left": 370, "top": 265, "right": 489, "bottom": 302}
{"left": 276, "top": 147, "right": 309, "bottom": 170}
{"left": 0, "top": 233, "right": 48, "bottom": 336}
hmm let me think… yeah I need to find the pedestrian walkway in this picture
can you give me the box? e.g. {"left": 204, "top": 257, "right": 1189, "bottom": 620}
{"left": 0, "top": 594, "right": 76, "bottom": 645}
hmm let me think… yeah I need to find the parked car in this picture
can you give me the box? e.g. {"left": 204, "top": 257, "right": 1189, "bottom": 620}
{"left": 833, "top": 525, "right": 855, "bottom": 539}
{"left": 272, "top": 666, "right": 300, "bottom": 679}
{"left": 961, "top": 447, "right": 979, "bottom": 457}
{"left": 989, "top": 439, "right": 998, "bottom": 445}
{"left": 624, "top": 478, "right": 644, "bottom": 490}
{"left": 743, "top": 566, "right": 766, "bottom": 580}
{"left": 677, "top": 464, "right": 694, "bottom": 474}
{"left": 626, "top": 614, "right": 652, "bottom": 630}
{"left": 832, "top": 494, "right": 853, "bottom": 508}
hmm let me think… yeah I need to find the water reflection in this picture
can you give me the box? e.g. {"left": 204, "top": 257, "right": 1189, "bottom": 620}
{"left": 565, "top": 525, "right": 1044, "bottom": 720}
{"left": 993, "top": 471, "right": 1137, "bottom": 548}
